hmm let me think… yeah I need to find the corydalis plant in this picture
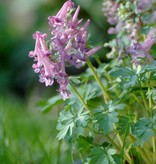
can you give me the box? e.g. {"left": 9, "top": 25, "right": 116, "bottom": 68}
{"left": 30, "top": 1, "right": 156, "bottom": 163}
{"left": 29, "top": 0, "right": 100, "bottom": 100}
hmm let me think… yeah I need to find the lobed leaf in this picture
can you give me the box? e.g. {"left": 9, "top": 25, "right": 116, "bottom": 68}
{"left": 110, "top": 67, "right": 138, "bottom": 90}
{"left": 37, "top": 95, "right": 64, "bottom": 113}
{"left": 95, "top": 110, "right": 118, "bottom": 134}
{"left": 132, "top": 118, "right": 154, "bottom": 146}
{"left": 76, "top": 135, "right": 93, "bottom": 154}
{"left": 57, "top": 106, "right": 90, "bottom": 140}
{"left": 117, "top": 116, "right": 132, "bottom": 136}
{"left": 88, "top": 146, "right": 116, "bottom": 164}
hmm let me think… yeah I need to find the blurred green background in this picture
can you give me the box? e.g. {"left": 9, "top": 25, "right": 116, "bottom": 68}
{"left": 0, "top": 0, "right": 109, "bottom": 163}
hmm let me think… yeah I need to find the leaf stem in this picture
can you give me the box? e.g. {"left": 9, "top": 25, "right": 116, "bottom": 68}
{"left": 86, "top": 59, "right": 110, "bottom": 103}
{"left": 70, "top": 83, "right": 90, "bottom": 112}
{"left": 121, "top": 124, "right": 129, "bottom": 164}
{"left": 106, "top": 135, "right": 132, "bottom": 164}
{"left": 57, "top": 140, "right": 62, "bottom": 164}
{"left": 94, "top": 56, "right": 120, "bottom": 97}
{"left": 138, "top": 77, "right": 149, "bottom": 115}
{"left": 152, "top": 137, "right": 156, "bottom": 161}
{"left": 105, "top": 71, "right": 120, "bottom": 97}
{"left": 114, "top": 124, "right": 123, "bottom": 147}
{"left": 128, "top": 134, "right": 151, "bottom": 163}
{"left": 148, "top": 87, "right": 152, "bottom": 110}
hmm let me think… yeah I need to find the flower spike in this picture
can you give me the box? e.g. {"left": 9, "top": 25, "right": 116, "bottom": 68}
{"left": 29, "top": 0, "right": 100, "bottom": 100}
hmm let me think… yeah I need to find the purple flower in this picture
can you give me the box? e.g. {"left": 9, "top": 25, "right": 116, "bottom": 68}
{"left": 102, "top": 0, "right": 119, "bottom": 25}
{"left": 48, "top": 2, "right": 101, "bottom": 68}
{"left": 29, "top": 0, "right": 100, "bottom": 100}
{"left": 142, "top": 29, "right": 156, "bottom": 52}
{"left": 29, "top": 31, "right": 56, "bottom": 86}
{"left": 108, "top": 22, "right": 123, "bottom": 34}
{"left": 127, "top": 29, "right": 156, "bottom": 65}
{"left": 137, "top": 0, "right": 155, "bottom": 12}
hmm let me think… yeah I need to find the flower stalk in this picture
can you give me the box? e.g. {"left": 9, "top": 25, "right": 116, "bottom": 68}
{"left": 86, "top": 59, "right": 110, "bottom": 103}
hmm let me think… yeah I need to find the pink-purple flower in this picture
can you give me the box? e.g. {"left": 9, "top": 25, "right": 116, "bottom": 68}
{"left": 127, "top": 29, "right": 156, "bottom": 65}
{"left": 29, "top": 0, "right": 100, "bottom": 100}
{"left": 102, "top": 0, "right": 119, "bottom": 25}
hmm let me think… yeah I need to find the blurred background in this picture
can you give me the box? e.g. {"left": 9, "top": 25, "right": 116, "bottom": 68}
{"left": 0, "top": 0, "right": 109, "bottom": 163}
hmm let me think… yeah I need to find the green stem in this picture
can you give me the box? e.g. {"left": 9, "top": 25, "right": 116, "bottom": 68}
{"left": 114, "top": 124, "right": 123, "bottom": 147}
{"left": 138, "top": 77, "right": 149, "bottom": 115}
{"left": 129, "top": 134, "right": 151, "bottom": 163}
{"left": 70, "top": 143, "right": 74, "bottom": 164}
{"left": 86, "top": 59, "right": 110, "bottom": 103}
{"left": 140, "top": 89, "right": 150, "bottom": 115}
{"left": 95, "top": 56, "right": 120, "bottom": 97}
{"left": 105, "top": 71, "right": 120, "bottom": 97}
{"left": 148, "top": 87, "right": 152, "bottom": 110}
{"left": 138, "top": 147, "right": 151, "bottom": 163}
{"left": 131, "top": 93, "right": 140, "bottom": 103}
{"left": 106, "top": 135, "right": 120, "bottom": 150}
{"left": 106, "top": 135, "right": 132, "bottom": 164}
{"left": 94, "top": 56, "right": 102, "bottom": 65}
{"left": 152, "top": 137, "right": 156, "bottom": 161}
{"left": 70, "top": 83, "right": 90, "bottom": 112}
{"left": 121, "top": 124, "right": 129, "bottom": 164}
{"left": 113, "top": 124, "right": 132, "bottom": 163}
{"left": 57, "top": 140, "right": 62, "bottom": 164}
{"left": 79, "top": 152, "right": 84, "bottom": 163}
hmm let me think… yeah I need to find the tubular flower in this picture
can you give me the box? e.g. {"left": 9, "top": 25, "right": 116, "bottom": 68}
{"left": 102, "top": 0, "right": 119, "bottom": 25}
{"left": 103, "top": 0, "right": 156, "bottom": 64}
{"left": 127, "top": 41, "right": 154, "bottom": 65}
{"left": 127, "top": 29, "right": 156, "bottom": 65}
{"left": 29, "top": 32, "right": 56, "bottom": 87}
{"left": 29, "top": 0, "right": 100, "bottom": 100}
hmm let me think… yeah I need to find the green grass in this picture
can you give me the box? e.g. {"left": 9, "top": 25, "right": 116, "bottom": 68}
{"left": 0, "top": 95, "right": 71, "bottom": 164}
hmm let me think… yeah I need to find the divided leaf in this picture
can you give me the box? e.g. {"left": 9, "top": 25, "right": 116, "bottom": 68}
{"left": 94, "top": 101, "right": 125, "bottom": 134}
{"left": 57, "top": 106, "right": 90, "bottom": 140}
{"left": 69, "top": 76, "right": 81, "bottom": 85}
{"left": 139, "top": 61, "right": 156, "bottom": 75}
{"left": 117, "top": 116, "right": 132, "bottom": 136}
{"left": 146, "top": 88, "right": 156, "bottom": 104}
{"left": 132, "top": 118, "right": 155, "bottom": 146}
{"left": 88, "top": 146, "right": 116, "bottom": 164}
{"left": 37, "top": 95, "right": 64, "bottom": 113}
{"left": 107, "top": 100, "right": 126, "bottom": 112}
{"left": 95, "top": 110, "right": 118, "bottom": 134}
{"left": 77, "top": 135, "right": 93, "bottom": 154}
{"left": 110, "top": 67, "right": 138, "bottom": 89}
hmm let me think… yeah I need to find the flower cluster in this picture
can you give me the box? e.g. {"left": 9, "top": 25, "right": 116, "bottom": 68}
{"left": 29, "top": 0, "right": 100, "bottom": 100}
{"left": 103, "top": 0, "right": 156, "bottom": 65}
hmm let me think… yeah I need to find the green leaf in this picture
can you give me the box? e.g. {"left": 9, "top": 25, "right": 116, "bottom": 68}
{"left": 110, "top": 67, "right": 135, "bottom": 78}
{"left": 84, "top": 83, "right": 101, "bottom": 102}
{"left": 139, "top": 62, "right": 156, "bottom": 76}
{"left": 57, "top": 110, "right": 75, "bottom": 140}
{"left": 57, "top": 106, "right": 90, "bottom": 140}
{"left": 117, "top": 116, "right": 131, "bottom": 136}
{"left": 94, "top": 101, "right": 124, "bottom": 134}
{"left": 37, "top": 95, "right": 64, "bottom": 113}
{"left": 150, "top": 111, "right": 156, "bottom": 129}
{"left": 132, "top": 118, "right": 154, "bottom": 146}
{"left": 107, "top": 100, "right": 126, "bottom": 112}
{"left": 146, "top": 88, "right": 156, "bottom": 104}
{"left": 95, "top": 109, "right": 118, "bottom": 134}
{"left": 88, "top": 146, "right": 116, "bottom": 164}
{"left": 110, "top": 67, "right": 138, "bottom": 89}
{"left": 124, "top": 75, "right": 138, "bottom": 89}
{"left": 69, "top": 76, "right": 81, "bottom": 85}
{"left": 77, "top": 136, "right": 93, "bottom": 154}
